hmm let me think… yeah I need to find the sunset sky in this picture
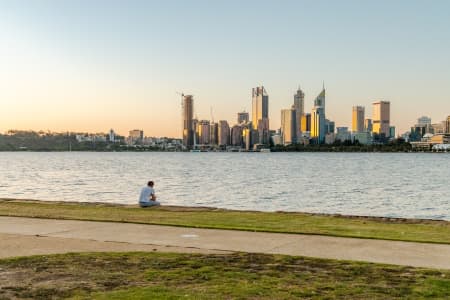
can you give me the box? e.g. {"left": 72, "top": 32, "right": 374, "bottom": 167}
{"left": 1, "top": 0, "right": 449, "bottom": 137}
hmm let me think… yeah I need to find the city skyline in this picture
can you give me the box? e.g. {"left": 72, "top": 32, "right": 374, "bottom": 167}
{"left": 1, "top": 1, "right": 450, "bottom": 137}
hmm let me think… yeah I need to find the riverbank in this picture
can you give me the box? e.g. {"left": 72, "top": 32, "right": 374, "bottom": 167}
{"left": 2, "top": 199, "right": 450, "bottom": 298}
{"left": 1, "top": 199, "right": 449, "bottom": 244}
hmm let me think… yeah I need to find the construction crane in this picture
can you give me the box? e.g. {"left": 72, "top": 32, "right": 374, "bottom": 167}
{"left": 176, "top": 91, "right": 184, "bottom": 109}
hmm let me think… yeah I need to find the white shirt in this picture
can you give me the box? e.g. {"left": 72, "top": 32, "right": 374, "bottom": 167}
{"left": 139, "top": 186, "right": 155, "bottom": 203}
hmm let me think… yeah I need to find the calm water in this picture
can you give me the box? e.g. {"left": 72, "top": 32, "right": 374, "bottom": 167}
{"left": 0, "top": 152, "right": 449, "bottom": 220}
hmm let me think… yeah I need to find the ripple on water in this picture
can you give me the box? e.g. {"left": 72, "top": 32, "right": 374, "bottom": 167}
{"left": 0, "top": 152, "right": 449, "bottom": 220}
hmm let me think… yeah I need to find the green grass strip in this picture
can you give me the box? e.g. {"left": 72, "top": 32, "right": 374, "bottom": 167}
{"left": 1, "top": 199, "right": 449, "bottom": 244}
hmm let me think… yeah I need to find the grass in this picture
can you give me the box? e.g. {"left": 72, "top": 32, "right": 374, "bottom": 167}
{"left": 1, "top": 199, "right": 450, "bottom": 244}
{"left": 0, "top": 252, "right": 449, "bottom": 299}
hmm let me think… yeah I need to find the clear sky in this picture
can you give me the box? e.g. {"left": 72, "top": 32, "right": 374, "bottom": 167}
{"left": 1, "top": 0, "right": 449, "bottom": 137}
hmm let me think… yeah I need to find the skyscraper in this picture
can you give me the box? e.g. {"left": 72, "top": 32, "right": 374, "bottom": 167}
{"left": 310, "top": 86, "right": 326, "bottom": 143}
{"left": 314, "top": 85, "right": 326, "bottom": 113}
{"left": 293, "top": 86, "right": 305, "bottom": 137}
{"left": 237, "top": 111, "right": 249, "bottom": 124}
{"left": 182, "top": 95, "right": 194, "bottom": 148}
{"left": 197, "top": 120, "right": 210, "bottom": 145}
{"left": 252, "top": 86, "right": 269, "bottom": 144}
{"left": 281, "top": 106, "right": 297, "bottom": 145}
{"left": 218, "top": 120, "right": 230, "bottom": 146}
{"left": 311, "top": 107, "right": 325, "bottom": 143}
{"left": 352, "top": 106, "right": 365, "bottom": 133}
{"left": 231, "top": 124, "right": 243, "bottom": 146}
{"left": 372, "top": 101, "right": 390, "bottom": 137}
{"left": 210, "top": 122, "right": 218, "bottom": 145}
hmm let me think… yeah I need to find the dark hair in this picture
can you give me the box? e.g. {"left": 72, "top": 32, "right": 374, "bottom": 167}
{"left": 147, "top": 181, "right": 154, "bottom": 187}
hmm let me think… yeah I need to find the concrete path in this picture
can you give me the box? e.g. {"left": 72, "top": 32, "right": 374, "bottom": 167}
{"left": 1, "top": 216, "right": 449, "bottom": 270}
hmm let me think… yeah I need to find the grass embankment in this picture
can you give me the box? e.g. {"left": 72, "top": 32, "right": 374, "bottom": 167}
{"left": 0, "top": 252, "right": 449, "bottom": 299}
{"left": 1, "top": 199, "right": 449, "bottom": 244}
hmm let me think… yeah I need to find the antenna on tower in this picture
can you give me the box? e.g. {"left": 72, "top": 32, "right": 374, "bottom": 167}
{"left": 210, "top": 106, "right": 214, "bottom": 124}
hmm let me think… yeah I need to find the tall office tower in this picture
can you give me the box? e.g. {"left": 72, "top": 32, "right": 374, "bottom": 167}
{"left": 352, "top": 106, "right": 365, "bottom": 133}
{"left": 310, "top": 87, "right": 326, "bottom": 143}
{"left": 231, "top": 125, "right": 243, "bottom": 146}
{"left": 252, "top": 86, "right": 269, "bottom": 144}
{"left": 218, "top": 120, "right": 230, "bottom": 146}
{"left": 293, "top": 86, "right": 305, "bottom": 136}
{"left": 197, "top": 120, "right": 210, "bottom": 145}
{"left": 446, "top": 116, "right": 450, "bottom": 133}
{"left": 301, "top": 113, "right": 311, "bottom": 132}
{"left": 281, "top": 107, "right": 297, "bottom": 145}
{"left": 372, "top": 101, "right": 390, "bottom": 137}
{"left": 311, "top": 107, "right": 325, "bottom": 144}
{"left": 417, "top": 116, "right": 432, "bottom": 126}
{"left": 364, "top": 119, "right": 372, "bottom": 132}
{"left": 314, "top": 85, "right": 326, "bottom": 113}
{"left": 237, "top": 111, "right": 249, "bottom": 124}
{"left": 210, "top": 122, "right": 218, "bottom": 145}
{"left": 182, "top": 95, "right": 194, "bottom": 148}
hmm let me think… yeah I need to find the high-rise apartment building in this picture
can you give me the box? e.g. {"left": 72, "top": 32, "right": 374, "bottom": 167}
{"left": 281, "top": 107, "right": 297, "bottom": 145}
{"left": 231, "top": 125, "right": 243, "bottom": 146}
{"left": 197, "top": 120, "right": 210, "bottom": 145}
{"left": 352, "top": 106, "right": 365, "bottom": 133}
{"left": 252, "top": 86, "right": 269, "bottom": 144}
{"left": 182, "top": 95, "right": 194, "bottom": 148}
{"left": 218, "top": 120, "right": 230, "bottom": 146}
{"left": 293, "top": 86, "right": 305, "bottom": 136}
{"left": 372, "top": 101, "right": 390, "bottom": 137}
{"left": 237, "top": 112, "right": 249, "bottom": 124}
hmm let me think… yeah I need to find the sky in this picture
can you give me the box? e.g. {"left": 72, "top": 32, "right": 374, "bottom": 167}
{"left": 1, "top": 0, "right": 449, "bottom": 137}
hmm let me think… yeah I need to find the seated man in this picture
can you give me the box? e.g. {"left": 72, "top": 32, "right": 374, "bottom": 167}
{"left": 139, "top": 181, "right": 160, "bottom": 207}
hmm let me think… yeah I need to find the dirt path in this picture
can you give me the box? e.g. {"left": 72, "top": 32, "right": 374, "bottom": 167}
{"left": 1, "top": 216, "right": 449, "bottom": 269}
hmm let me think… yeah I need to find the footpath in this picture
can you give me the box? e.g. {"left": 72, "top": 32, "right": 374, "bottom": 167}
{"left": 1, "top": 216, "right": 450, "bottom": 269}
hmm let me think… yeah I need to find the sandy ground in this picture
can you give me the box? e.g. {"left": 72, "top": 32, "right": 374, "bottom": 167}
{"left": 1, "top": 216, "right": 450, "bottom": 269}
